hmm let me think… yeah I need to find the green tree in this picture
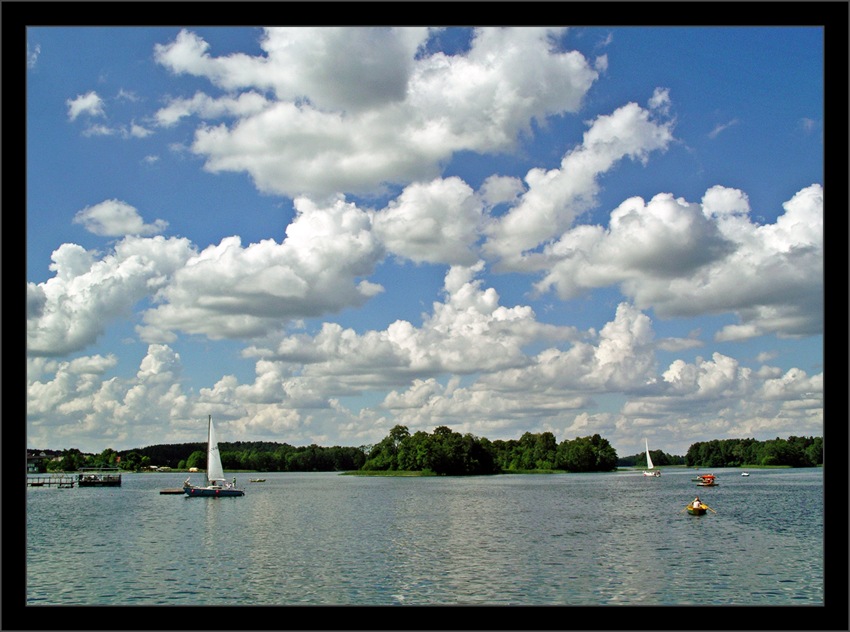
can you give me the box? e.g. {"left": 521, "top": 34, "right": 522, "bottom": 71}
{"left": 56, "top": 449, "right": 85, "bottom": 472}
{"left": 363, "top": 425, "right": 410, "bottom": 471}
{"left": 804, "top": 437, "right": 823, "bottom": 466}
{"left": 186, "top": 450, "right": 205, "bottom": 470}
{"left": 590, "top": 434, "right": 618, "bottom": 471}
{"left": 122, "top": 451, "right": 143, "bottom": 471}
{"left": 555, "top": 435, "right": 617, "bottom": 472}
{"left": 557, "top": 437, "right": 595, "bottom": 472}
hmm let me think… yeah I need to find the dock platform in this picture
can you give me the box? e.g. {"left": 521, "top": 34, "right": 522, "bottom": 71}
{"left": 77, "top": 468, "right": 122, "bottom": 487}
{"left": 27, "top": 475, "right": 75, "bottom": 488}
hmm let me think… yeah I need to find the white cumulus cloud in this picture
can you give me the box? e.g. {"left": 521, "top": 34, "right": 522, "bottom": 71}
{"left": 73, "top": 199, "right": 168, "bottom": 237}
{"left": 67, "top": 91, "right": 105, "bottom": 120}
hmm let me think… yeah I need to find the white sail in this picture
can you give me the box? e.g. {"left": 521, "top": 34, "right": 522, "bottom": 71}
{"left": 645, "top": 438, "right": 654, "bottom": 470}
{"left": 206, "top": 416, "right": 226, "bottom": 483}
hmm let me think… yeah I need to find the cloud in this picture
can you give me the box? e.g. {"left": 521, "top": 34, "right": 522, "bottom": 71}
{"left": 647, "top": 87, "right": 671, "bottom": 116}
{"left": 27, "top": 42, "right": 40, "bottom": 69}
{"left": 73, "top": 199, "right": 168, "bottom": 237}
{"left": 534, "top": 192, "right": 732, "bottom": 296}
{"left": 483, "top": 97, "right": 675, "bottom": 268}
{"left": 534, "top": 184, "right": 822, "bottom": 340}
{"left": 27, "top": 345, "right": 197, "bottom": 450}
{"left": 798, "top": 117, "right": 821, "bottom": 135}
{"left": 140, "top": 196, "right": 385, "bottom": 341}
{"left": 372, "top": 177, "right": 483, "bottom": 266}
{"left": 243, "top": 262, "right": 576, "bottom": 393}
{"left": 82, "top": 124, "right": 115, "bottom": 137}
{"left": 27, "top": 236, "right": 196, "bottom": 356}
{"left": 475, "top": 302, "right": 657, "bottom": 397}
{"left": 155, "top": 27, "right": 425, "bottom": 113}
{"left": 67, "top": 91, "right": 105, "bottom": 121}
{"left": 617, "top": 352, "right": 822, "bottom": 448}
{"left": 152, "top": 27, "right": 599, "bottom": 199}
{"left": 708, "top": 118, "right": 739, "bottom": 139}
{"left": 26, "top": 28, "right": 823, "bottom": 454}
{"left": 27, "top": 276, "right": 822, "bottom": 452}
{"left": 129, "top": 123, "right": 153, "bottom": 138}
{"left": 155, "top": 91, "right": 270, "bottom": 127}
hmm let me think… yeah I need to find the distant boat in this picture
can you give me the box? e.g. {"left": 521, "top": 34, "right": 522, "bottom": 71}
{"left": 183, "top": 416, "right": 245, "bottom": 497}
{"left": 249, "top": 478, "right": 266, "bottom": 483}
{"left": 741, "top": 472, "right": 750, "bottom": 477}
{"left": 642, "top": 438, "right": 661, "bottom": 477}
{"left": 696, "top": 474, "right": 718, "bottom": 487}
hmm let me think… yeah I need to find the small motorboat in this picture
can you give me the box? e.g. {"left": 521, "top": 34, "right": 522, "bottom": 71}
{"left": 741, "top": 472, "right": 750, "bottom": 477}
{"left": 249, "top": 478, "right": 266, "bottom": 483}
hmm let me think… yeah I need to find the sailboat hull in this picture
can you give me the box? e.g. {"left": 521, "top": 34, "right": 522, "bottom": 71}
{"left": 686, "top": 505, "right": 708, "bottom": 515}
{"left": 184, "top": 485, "right": 244, "bottom": 497}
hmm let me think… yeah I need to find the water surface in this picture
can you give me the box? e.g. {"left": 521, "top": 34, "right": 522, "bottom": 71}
{"left": 26, "top": 467, "right": 823, "bottom": 607}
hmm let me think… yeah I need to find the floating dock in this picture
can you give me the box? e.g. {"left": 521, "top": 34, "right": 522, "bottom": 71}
{"left": 27, "top": 475, "right": 75, "bottom": 488}
{"left": 160, "top": 488, "right": 185, "bottom": 495}
{"left": 77, "top": 468, "right": 122, "bottom": 487}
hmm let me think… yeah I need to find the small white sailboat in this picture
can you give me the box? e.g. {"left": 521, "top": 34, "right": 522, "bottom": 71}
{"left": 184, "top": 416, "right": 245, "bottom": 497}
{"left": 643, "top": 438, "right": 661, "bottom": 477}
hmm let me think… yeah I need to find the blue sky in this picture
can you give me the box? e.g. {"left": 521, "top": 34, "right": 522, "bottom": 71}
{"left": 25, "top": 25, "right": 826, "bottom": 457}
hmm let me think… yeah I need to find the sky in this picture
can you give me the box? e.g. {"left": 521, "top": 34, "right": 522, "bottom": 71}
{"left": 24, "top": 24, "right": 827, "bottom": 458}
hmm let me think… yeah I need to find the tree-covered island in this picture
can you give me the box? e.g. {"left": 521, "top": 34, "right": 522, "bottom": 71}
{"left": 29, "top": 426, "right": 822, "bottom": 476}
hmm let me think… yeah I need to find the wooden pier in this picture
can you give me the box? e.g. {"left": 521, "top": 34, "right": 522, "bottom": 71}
{"left": 27, "top": 475, "right": 75, "bottom": 488}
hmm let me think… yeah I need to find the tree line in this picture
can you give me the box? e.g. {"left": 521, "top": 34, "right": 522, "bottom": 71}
{"left": 360, "top": 425, "right": 618, "bottom": 475}
{"left": 30, "top": 430, "right": 821, "bottom": 475}
{"left": 683, "top": 436, "right": 822, "bottom": 468}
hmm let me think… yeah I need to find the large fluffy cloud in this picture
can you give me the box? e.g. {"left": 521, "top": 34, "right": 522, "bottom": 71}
{"left": 27, "top": 345, "right": 193, "bottom": 450}
{"left": 27, "top": 236, "right": 196, "bottom": 356}
{"left": 535, "top": 184, "right": 823, "bottom": 340}
{"left": 245, "top": 262, "right": 577, "bottom": 385}
{"left": 483, "top": 91, "right": 676, "bottom": 268}
{"left": 153, "top": 27, "right": 599, "bottom": 198}
{"left": 371, "top": 177, "right": 483, "bottom": 266}
{"left": 140, "top": 196, "right": 385, "bottom": 341}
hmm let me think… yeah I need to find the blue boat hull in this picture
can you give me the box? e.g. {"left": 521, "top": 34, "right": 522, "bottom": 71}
{"left": 184, "top": 486, "right": 244, "bottom": 497}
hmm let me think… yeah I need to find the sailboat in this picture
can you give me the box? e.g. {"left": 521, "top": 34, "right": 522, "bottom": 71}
{"left": 183, "top": 416, "right": 245, "bottom": 497}
{"left": 642, "top": 438, "right": 661, "bottom": 477}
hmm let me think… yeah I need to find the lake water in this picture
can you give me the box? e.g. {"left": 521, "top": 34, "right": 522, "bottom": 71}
{"left": 25, "top": 467, "right": 824, "bottom": 611}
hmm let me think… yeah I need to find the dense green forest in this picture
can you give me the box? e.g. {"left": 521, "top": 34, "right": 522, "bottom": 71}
{"left": 683, "top": 436, "right": 822, "bottom": 468}
{"left": 30, "top": 430, "right": 821, "bottom": 475}
{"left": 361, "top": 426, "right": 617, "bottom": 474}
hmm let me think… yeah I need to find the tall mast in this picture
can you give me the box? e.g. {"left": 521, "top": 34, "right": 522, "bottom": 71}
{"left": 207, "top": 415, "right": 212, "bottom": 484}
